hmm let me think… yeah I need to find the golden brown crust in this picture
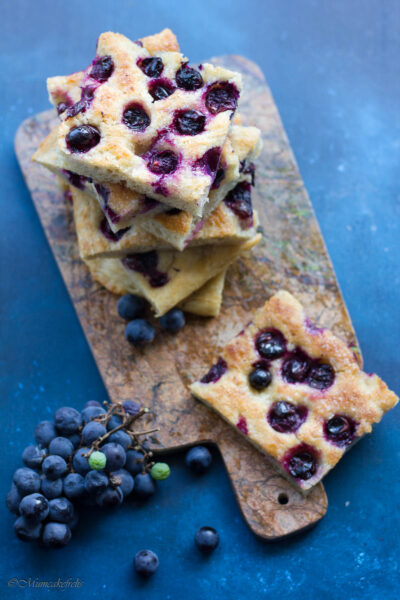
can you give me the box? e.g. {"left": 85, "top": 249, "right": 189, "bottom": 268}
{"left": 139, "top": 28, "right": 180, "bottom": 54}
{"left": 190, "top": 290, "right": 398, "bottom": 491}
{"left": 72, "top": 187, "right": 155, "bottom": 257}
{"left": 47, "top": 72, "right": 84, "bottom": 108}
{"left": 52, "top": 32, "right": 242, "bottom": 215}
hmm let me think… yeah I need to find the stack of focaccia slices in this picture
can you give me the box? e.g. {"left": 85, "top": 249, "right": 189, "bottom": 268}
{"left": 33, "top": 28, "right": 262, "bottom": 316}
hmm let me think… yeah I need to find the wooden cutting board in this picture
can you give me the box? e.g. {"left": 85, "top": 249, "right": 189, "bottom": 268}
{"left": 15, "top": 55, "right": 361, "bottom": 540}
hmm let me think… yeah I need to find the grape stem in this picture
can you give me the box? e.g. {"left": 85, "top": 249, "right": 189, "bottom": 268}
{"left": 132, "top": 427, "right": 159, "bottom": 437}
{"left": 85, "top": 405, "right": 158, "bottom": 458}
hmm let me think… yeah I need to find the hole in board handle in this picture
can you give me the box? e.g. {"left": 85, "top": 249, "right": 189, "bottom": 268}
{"left": 278, "top": 492, "right": 289, "bottom": 505}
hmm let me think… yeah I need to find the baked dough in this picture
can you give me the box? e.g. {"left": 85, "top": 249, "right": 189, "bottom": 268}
{"left": 71, "top": 185, "right": 259, "bottom": 260}
{"left": 142, "top": 125, "right": 261, "bottom": 249}
{"left": 85, "top": 235, "right": 261, "bottom": 316}
{"left": 33, "top": 127, "right": 165, "bottom": 226}
{"left": 51, "top": 31, "right": 242, "bottom": 215}
{"left": 190, "top": 290, "right": 398, "bottom": 492}
{"left": 47, "top": 29, "right": 180, "bottom": 111}
{"left": 85, "top": 257, "right": 227, "bottom": 317}
{"left": 180, "top": 269, "right": 227, "bottom": 317}
{"left": 33, "top": 124, "right": 262, "bottom": 246}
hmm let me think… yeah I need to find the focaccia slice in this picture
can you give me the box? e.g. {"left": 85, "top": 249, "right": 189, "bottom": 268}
{"left": 85, "top": 236, "right": 260, "bottom": 316}
{"left": 33, "top": 123, "right": 261, "bottom": 242}
{"left": 190, "top": 291, "right": 398, "bottom": 492}
{"left": 71, "top": 186, "right": 259, "bottom": 260}
{"left": 52, "top": 31, "right": 242, "bottom": 215}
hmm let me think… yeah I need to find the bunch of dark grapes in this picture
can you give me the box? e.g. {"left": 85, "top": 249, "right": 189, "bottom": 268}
{"left": 6, "top": 400, "right": 170, "bottom": 548}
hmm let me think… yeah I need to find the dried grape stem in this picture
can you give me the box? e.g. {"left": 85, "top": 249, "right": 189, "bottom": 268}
{"left": 86, "top": 408, "right": 147, "bottom": 457}
{"left": 132, "top": 428, "right": 159, "bottom": 437}
{"left": 85, "top": 405, "right": 158, "bottom": 460}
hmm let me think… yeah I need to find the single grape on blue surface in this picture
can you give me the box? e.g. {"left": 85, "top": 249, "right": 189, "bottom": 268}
{"left": 49, "top": 437, "right": 74, "bottom": 460}
{"left": 194, "top": 526, "right": 219, "bottom": 552}
{"left": 185, "top": 446, "right": 212, "bottom": 474}
{"left": 22, "top": 445, "right": 47, "bottom": 469}
{"left": 134, "top": 549, "right": 159, "bottom": 577}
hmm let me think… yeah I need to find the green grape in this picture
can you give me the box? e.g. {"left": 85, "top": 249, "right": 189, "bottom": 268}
{"left": 88, "top": 451, "right": 106, "bottom": 470}
{"left": 150, "top": 462, "right": 171, "bottom": 481}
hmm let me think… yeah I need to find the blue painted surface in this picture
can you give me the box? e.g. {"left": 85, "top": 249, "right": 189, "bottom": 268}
{"left": 1, "top": 0, "right": 399, "bottom": 597}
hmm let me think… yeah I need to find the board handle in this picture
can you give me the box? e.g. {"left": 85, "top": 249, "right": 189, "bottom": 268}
{"left": 217, "top": 433, "right": 328, "bottom": 540}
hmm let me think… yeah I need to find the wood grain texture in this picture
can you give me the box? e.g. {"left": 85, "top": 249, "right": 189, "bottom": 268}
{"left": 15, "top": 55, "right": 361, "bottom": 540}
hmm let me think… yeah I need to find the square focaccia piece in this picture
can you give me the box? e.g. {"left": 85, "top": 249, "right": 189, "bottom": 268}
{"left": 42, "top": 29, "right": 179, "bottom": 229}
{"left": 84, "top": 235, "right": 260, "bottom": 317}
{"left": 71, "top": 179, "right": 259, "bottom": 260}
{"left": 52, "top": 32, "right": 242, "bottom": 216}
{"left": 33, "top": 123, "right": 261, "bottom": 240}
{"left": 190, "top": 291, "right": 398, "bottom": 492}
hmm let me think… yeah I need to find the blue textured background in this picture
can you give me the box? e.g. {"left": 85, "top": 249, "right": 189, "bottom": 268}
{"left": 1, "top": 1, "right": 399, "bottom": 598}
